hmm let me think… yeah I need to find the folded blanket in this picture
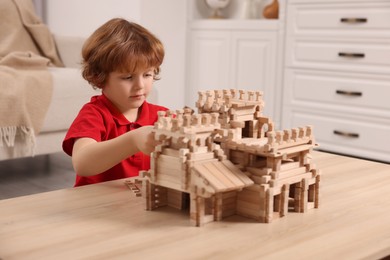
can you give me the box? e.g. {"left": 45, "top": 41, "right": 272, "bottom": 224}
{"left": 0, "top": 0, "right": 63, "bottom": 157}
{"left": 0, "top": 52, "right": 53, "bottom": 155}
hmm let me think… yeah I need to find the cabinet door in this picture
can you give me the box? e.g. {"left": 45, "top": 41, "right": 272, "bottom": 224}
{"left": 231, "top": 31, "right": 278, "bottom": 117}
{"left": 186, "top": 30, "right": 230, "bottom": 108}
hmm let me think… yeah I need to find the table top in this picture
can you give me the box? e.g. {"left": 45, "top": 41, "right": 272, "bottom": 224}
{"left": 1, "top": 151, "right": 389, "bottom": 259}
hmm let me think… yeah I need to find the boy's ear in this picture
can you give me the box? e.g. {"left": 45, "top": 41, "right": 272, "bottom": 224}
{"left": 92, "top": 74, "right": 105, "bottom": 89}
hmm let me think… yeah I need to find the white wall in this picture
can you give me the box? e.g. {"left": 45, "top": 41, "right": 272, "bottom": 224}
{"left": 140, "top": 0, "right": 187, "bottom": 110}
{"left": 45, "top": 0, "right": 141, "bottom": 37}
{"left": 45, "top": 0, "right": 186, "bottom": 109}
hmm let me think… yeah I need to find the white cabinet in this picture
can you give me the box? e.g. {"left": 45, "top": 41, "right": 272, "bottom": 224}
{"left": 187, "top": 29, "right": 231, "bottom": 92}
{"left": 187, "top": 22, "right": 279, "bottom": 119}
{"left": 282, "top": 0, "right": 390, "bottom": 162}
{"left": 186, "top": 20, "right": 281, "bottom": 123}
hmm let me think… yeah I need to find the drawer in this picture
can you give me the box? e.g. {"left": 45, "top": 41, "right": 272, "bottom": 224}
{"left": 288, "top": 111, "right": 390, "bottom": 162}
{"left": 287, "top": 2, "right": 390, "bottom": 37}
{"left": 285, "top": 37, "right": 390, "bottom": 73}
{"left": 284, "top": 69, "right": 390, "bottom": 113}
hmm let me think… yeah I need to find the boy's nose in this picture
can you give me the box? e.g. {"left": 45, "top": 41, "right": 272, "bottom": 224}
{"left": 134, "top": 76, "right": 144, "bottom": 89}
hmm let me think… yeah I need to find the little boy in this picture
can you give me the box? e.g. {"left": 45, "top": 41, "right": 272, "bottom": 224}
{"left": 63, "top": 18, "right": 168, "bottom": 186}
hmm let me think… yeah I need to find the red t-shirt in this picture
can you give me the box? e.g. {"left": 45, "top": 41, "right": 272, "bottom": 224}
{"left": 62, "top": 94, "right": 168, "bottom": 187}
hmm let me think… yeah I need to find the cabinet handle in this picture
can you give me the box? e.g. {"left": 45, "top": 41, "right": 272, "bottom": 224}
{"left": 338, "top": 52, "right": 365, "bottom": 58}
{"left": 336, "top": 90, "right": 363, "bottom": 97}
{"left": 340, "top": 18, "right": 367, "bottom": 24}
{"left": 333, "top": 130, "right": 359, "bottom": 138}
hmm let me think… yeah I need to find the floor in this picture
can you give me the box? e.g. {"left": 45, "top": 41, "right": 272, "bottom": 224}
{"left": 0, "top": 152, "right": 75, "bottom": 200}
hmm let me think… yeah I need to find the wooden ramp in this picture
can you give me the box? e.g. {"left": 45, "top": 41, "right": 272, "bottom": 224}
{"left": 192, "top": 160, "right": 253, "bottom": 195}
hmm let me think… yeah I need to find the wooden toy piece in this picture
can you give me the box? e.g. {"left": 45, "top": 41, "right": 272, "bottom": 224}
{"left": 276, "top": 131, "right": 284, "bottom": 145}
{"left": 306, "top": 125, "right": 313, "bottom": 137}
{"left": 222, "top": 94, "right": 232, "bottom": 112}
{"left": 196, "top": 91, "right": 206, "bottom": 109}
{"left": 183, "top": 106, "right": 194, "bottom": 115}
{"left": 247, "top": 91, "right": 254, "bottom": 101}
{"left": 191, "top": 114, "right": 202, "bottom": 127}
{"left": 283, "top": 129, "right": 292, "bottom": 143}
{"left": 255, "top": 91, "right": 263, "bottom": 102}
{"left": 230, "top": 89, "right": 237, "bottom": 99}
{"left": 213, "top": 90, "right": 223, "bottom": 110}
{"left": 298, "top": 127, "right": 306, "bottom": 139}
{"left": 205, "top": 90, "right": 214, "bottom": 111}
{"left": 124, "top": 179, "right": 142, "bottom": 197}
{"left": 139, "top": 88, "right": 320, "bottom": 226}
{"left": 239, "top": 89, "right": 245, "bottom": 100}
{"left": 291, "top": 128, "right": 299, "bottom": 141}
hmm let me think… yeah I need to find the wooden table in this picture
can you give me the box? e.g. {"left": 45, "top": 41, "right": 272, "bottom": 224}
{"left": 1, "top": 151, "right": 389, "bottom": 259}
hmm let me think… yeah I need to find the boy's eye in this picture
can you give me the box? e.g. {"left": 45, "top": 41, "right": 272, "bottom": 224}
{"left": 123, "top": 75, "right": 132, "bottom": 80}
{"left": 144, "top": 71, "right": 154, "bottom": 77}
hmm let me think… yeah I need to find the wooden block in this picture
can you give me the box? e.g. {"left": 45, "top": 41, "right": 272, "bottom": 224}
{"left": 236, "top": 204, "right": 263, "bottom": 219}
{"left": 300, "top": 178, "right": 308, "bottom": 213}
{"left": 243, "top": 183, "right": 268, "bottom": 192}
{"left": 214, "top": 193, "right": 223, "bottom": 221}
{"left": 265, "top": 188, "right": 274, "bottom": 223}
{"left": 315, "top": 175, "right": 320, "bottom": 208}
{"left": 237, "top": 190, "right": 262, "bottom": 204}
{"left": 186, "top": 158, "right": 219, "bottom": 168}
{"left": 271, "top": 166, "right": 307, "bottom": 180}
{"left": 280, "top": 161, "right": 300, "bottom": 171}
{"left": 155, "top": 179, "right": 183, "bottom": 192}
{"left": 230, "top": 120, "right": 245, "bottom": 128}
{"left": 162, "top": 148, "right": 180, "bottom": 157}
{"left": 187, "top": 152, "right": 216, "bottom": 161}
{"left": 231, "top": 114, "right": 255, "bottom": 122}
{"left": 222, "top": 190, "right": 237, "bottom": 199}
{"left": 261, "top": 175, "right": 271, "bottom": 184}
{"left": 280, "top": 184, "right": 289, "bottom": 217}
{"left": 250, "top": 175, "right": 264, "bottom": 185}
{"left": 236, "top": 200, "right": 262, "bottom": 213}
{"left": 158, "top": 154, "right": 183, "bottom": 165}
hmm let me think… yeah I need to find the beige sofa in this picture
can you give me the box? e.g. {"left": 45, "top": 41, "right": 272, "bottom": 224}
{"left": 0, "top": 35, "right": 97, "bottom": 161}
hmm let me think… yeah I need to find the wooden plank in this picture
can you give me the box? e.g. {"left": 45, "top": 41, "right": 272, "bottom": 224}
{"left": 276, "top": 172, "right": 314, "bottom": 187}
{"left": 157, "top": 160, "right": 183, "bottom": 172}
{"left": 211, "top": 162, "right": 248, "bottom": 187}
{"left": 187, "top": 152, "right": 216, "bottom": 161}
{"left": 155, "top": 179, "right": 183, "bottom": 192}
{"left": 156, "top": 166, "right": 185, "bottom": 177}
{"left": 280, "top": 161, "right": 300, "bottom": 171}
{"left": 247, "top": 167, "right": 272, "bottom": 176}
{"left": 202, "top": 162, "right": 237, "bottom": 188}
{"left": 193, "top": 164, "right": 226, "bottom": 191}
{"left": 220, "top": 160, "right": 254, "bottom": 186}
{"left": 271, "top": 167, "right": 307, "bottom": 180}
{"left": 162, "top": 148, "right": 181, "bottom": 157}
{"left": 158, "top": 154, "right": 183, "bottom": 163}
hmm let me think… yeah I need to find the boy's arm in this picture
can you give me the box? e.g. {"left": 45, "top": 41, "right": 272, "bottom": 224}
{"left": 72, "top": 126, "right": 157, "bottom": 176}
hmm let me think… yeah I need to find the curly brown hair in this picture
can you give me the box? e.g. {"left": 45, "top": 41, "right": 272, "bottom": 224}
{"left": 81, "top": 18, "right": 165, "bottom": 89}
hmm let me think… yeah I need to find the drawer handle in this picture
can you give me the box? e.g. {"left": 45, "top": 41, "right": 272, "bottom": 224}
{"left": 340, "top": 18, "right": 367, "bottom": 24}
{"left": 333, "top": 130, "right": 359, "bottom": 138}
{"left": 338, "top": 52, "right": 365, "bottom": 58}
{"left": 336, "top": 90, "right": 363, "bottom": 97}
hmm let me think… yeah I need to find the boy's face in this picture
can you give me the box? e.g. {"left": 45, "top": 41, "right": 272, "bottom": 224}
{"left": 103, "top": 67, "right": 155, "bottom": 114}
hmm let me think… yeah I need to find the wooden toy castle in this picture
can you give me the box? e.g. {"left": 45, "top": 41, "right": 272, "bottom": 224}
{"left": 137, "top": 89, "right": 320, "bottom": 226}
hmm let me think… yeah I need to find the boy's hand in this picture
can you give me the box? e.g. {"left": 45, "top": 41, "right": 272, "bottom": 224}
{"left": 134, "top": 126, "right": 160, "bottom": 155}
